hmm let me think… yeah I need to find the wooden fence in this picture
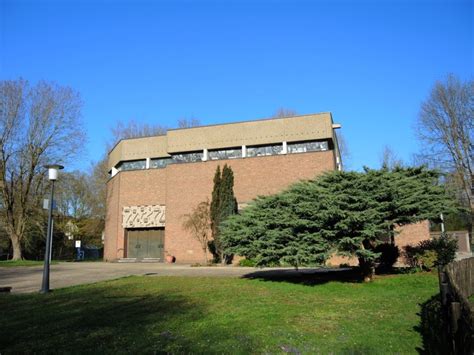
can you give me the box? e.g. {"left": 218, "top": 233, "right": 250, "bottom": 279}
{"left": 439, "top": 257, "right": 474, "bottom": 354}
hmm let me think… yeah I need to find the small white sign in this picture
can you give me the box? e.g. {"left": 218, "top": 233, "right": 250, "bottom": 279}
{"left": 75, "top": 240, "right": 81, "bottom": 248}
{"left": 42, "top": 199, "right": 57, "bottom": 210}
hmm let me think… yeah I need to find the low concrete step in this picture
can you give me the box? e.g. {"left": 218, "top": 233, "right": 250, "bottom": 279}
{"left": 118, "top": 258, "right": 137, "bottom": 263}
{"left": 117, "top": 258, "right": 163, "bottom": 263}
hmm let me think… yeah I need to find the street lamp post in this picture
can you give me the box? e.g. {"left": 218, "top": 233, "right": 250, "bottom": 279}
{"left": 40, "top": 164, "right": 64, "bottom": 294}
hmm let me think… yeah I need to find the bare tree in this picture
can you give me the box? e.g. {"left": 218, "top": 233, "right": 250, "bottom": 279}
{"left": 89, "top": 157, "right": 108, "bottom": 219}
{"left": 109, "top": 120, "right": 167, "bottom": 150}
{"left": 182, "top": 200, "right": 211, "bottom": 263}
{"left": 415, "top": 74, "right": 473, "bottom": 233}
{"left": 51, "top": 170, "right": 104, "bottom": 253}
{"left": 335, "top": 131, "right": 350, "bottom": 169}
{"left": 177, "top": 117, "right": 200, "bottom": 129}
{"left": 58, "top": 156, "right": 108, "bottom": 249}
{"left": 0, "top": 79, "right": 85, "bottom": 259}
{"left": 380, "top": 145, "right": 404, "bottom": 170}
{"left": 56, "top": 171, "right": 94, "bottom": 219}
{"left": 272, "top": 108, "right": 298, "bottom": 118}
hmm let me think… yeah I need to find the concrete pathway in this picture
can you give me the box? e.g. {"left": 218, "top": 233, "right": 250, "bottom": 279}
{"left": 0, "top": 262, "right": 288, "bottom": 294}
{"left": 8, "top": 256, "right": 469, "bottom": 294}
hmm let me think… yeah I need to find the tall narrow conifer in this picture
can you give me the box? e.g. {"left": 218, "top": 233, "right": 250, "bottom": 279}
{"left": 210, "top": 164, "right": 237, "bottom": 262}
{"left": 210, "top": 165, "right": 221, "bottom": 243}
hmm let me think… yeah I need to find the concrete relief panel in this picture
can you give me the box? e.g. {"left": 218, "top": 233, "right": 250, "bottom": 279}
{"left": 122, "top": 205, "right": 166, "bottom": 228}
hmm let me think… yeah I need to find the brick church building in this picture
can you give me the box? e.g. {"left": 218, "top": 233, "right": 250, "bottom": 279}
{"left": 104, "top": 112, "right": 429, "bottom": 263}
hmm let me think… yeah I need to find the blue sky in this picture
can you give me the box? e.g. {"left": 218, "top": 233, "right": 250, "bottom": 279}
{"left": 1, "top": 0, "right": 472, "bottom": 171}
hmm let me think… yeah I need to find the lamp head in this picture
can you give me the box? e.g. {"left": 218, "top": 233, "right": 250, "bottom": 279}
{"left": 44, "top": 164, "right": 64, "bottom": 181}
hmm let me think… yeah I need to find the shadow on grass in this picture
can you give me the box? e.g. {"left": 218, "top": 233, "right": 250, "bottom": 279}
{"left": 414, "top": 293, "right": 452, "bottom": 355}
{"left": 241, "top": 267, "right": 363, "bottom": 286}
{"left": 375, "top": 266, "right": 420, "bottom": 275}
{"left": 0, "top": 281, "right": 256, "bottom": 354}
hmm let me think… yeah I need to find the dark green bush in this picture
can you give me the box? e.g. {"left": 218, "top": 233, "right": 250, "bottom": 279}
{"left": 403, "top": 245, "right": 422, "bottom": 268}
{"left": 430, "top": 233, "right": 457, "bottom": 266}
{"left": 375, "top": 243, "right": 400, "bottom": 269}
{"left": 403, "top": 233, "right": 457, "bottom": 269}
{"left": 238, "top": 258, "right": 257, "bottom": 267}
{"left": 417, "top": 250, "right": 438, "bottom": 270}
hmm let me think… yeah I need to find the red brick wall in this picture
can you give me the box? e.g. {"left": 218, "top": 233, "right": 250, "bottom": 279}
{"left": 105, "top": 151, "right": 335, "bottom": 262}
{"left": 326, "top": 255, "right": 359, "bottom": 267}
{"left": 395, "top": 221, "right": 431, "bottom": 265}
{"left": 326, "top": 221, "right": 431, "bottom": 267}
{"left": 105, "top": 152, "right": 432, "bottom": 265}
{"left": 104, "top": 169, "right": 167, "bottom": 261}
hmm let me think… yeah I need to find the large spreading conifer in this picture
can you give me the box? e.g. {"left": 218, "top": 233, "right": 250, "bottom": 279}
{"left": 221, "top": 167, "right": 458, "bottom": 280}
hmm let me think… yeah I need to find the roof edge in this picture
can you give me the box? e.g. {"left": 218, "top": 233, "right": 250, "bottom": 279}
{"left": 108, "top": 112, "right": 332, "bottom": 156}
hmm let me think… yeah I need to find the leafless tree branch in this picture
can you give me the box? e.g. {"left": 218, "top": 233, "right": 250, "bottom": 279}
{"left": 0, "top": 79, "right": 85, "bottom": 259}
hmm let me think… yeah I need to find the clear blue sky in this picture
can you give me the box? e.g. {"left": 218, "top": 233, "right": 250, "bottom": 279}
{"left": 1, "top": 0, "right": 472, "bottom": 171}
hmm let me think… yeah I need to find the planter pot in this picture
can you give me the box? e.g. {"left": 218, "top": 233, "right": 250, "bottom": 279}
{"left": 166, "top": 255, "right": 176, "bottom": 263}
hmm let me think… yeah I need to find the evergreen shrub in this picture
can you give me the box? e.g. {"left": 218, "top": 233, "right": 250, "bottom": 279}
{"left": 403, "top": 234, "right": 457, "bottom": 269}
{"left": 238, "top": 258, "right": 257, "bottom": 267}
{"left": 374, "top": 243, "right": 400, "bottom": 269}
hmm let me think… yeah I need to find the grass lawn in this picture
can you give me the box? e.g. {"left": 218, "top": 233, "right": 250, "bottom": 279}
{"left": 0, "top": 260, "right": 58, "bottom": 267}
{"left": 0, "top": 272, "right": 438, "bottom": 354}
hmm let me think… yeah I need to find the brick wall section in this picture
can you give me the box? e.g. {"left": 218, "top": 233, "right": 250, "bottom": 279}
{"left": 327, "top": 255, "right": 359, "bottom": 267}
{"left": 105, "top": 150, "right": 335, "bottom": 262}
{"left": 105, "top": 152, "right": 432, "bottom": 264}
{"left": 326, "top": 220, "right": 431, "bottom": 267}
{"left": 166, "top": 151, "right": 336, "bottom": 263}
{"left": 105, "top": 151, "right": 432, "bottom": 264}
{"left": 395, "top": 220, "right": 431, "bottom": 265}
{"left": 104, "top": 169, "right": 167, "bottom": 261}
{"left": 395, "top": 221, "right": 430, "bottom": 248}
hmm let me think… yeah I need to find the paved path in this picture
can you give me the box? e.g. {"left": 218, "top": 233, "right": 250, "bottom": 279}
{"left": 8, "top": 256, "right": 472, "bottom": 294}
{"left": 0, "top": 262, "right": 293, "bottom": 294}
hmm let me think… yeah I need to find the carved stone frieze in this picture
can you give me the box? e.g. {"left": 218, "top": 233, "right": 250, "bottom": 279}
{"left": 122, "top": 205, "right": 166, "bottom": 228}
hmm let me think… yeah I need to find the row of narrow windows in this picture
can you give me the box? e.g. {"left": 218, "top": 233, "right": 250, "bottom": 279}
{"left": 116, "top": 140, "right": 329, "bottom": 172}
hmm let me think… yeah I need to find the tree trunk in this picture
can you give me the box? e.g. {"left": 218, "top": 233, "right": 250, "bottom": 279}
{"left": 10, "top": 233, "right": 22, "bottom": 260}
{"left": 468, "top": 210, "right": 473, "bottom": 247}
{"left": 202, "top": 247, "right": 208, "bottom": 264}
{"left": 358, "top": 257, "right": 375, "bottom": 282}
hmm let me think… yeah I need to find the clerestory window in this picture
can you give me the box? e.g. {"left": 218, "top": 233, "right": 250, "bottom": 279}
{"left": 288, "top": 140, "right": 328, "bottom": 154}
{"left": 246, "top": 144, "right": 283, "bottom": 157}
{"left": 117, "top": 160, "right": 146, "bottom": 171}
{"left": 209, "top": 147, "right": 242, "bottom": 161}
{"left": 171, "top": 151, "right": 203, "bottom": 164}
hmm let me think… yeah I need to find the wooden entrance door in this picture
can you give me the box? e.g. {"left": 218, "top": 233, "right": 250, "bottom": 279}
{"left": 127, "top": 228, "right": 164, "bottom": 260}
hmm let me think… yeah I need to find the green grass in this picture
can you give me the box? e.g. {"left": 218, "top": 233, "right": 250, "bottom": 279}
{"left": 0, "top": 272, "right": 438, "bottom": 354}
{"left": 0, "top": 260, "right": 58, "bottom": 267}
